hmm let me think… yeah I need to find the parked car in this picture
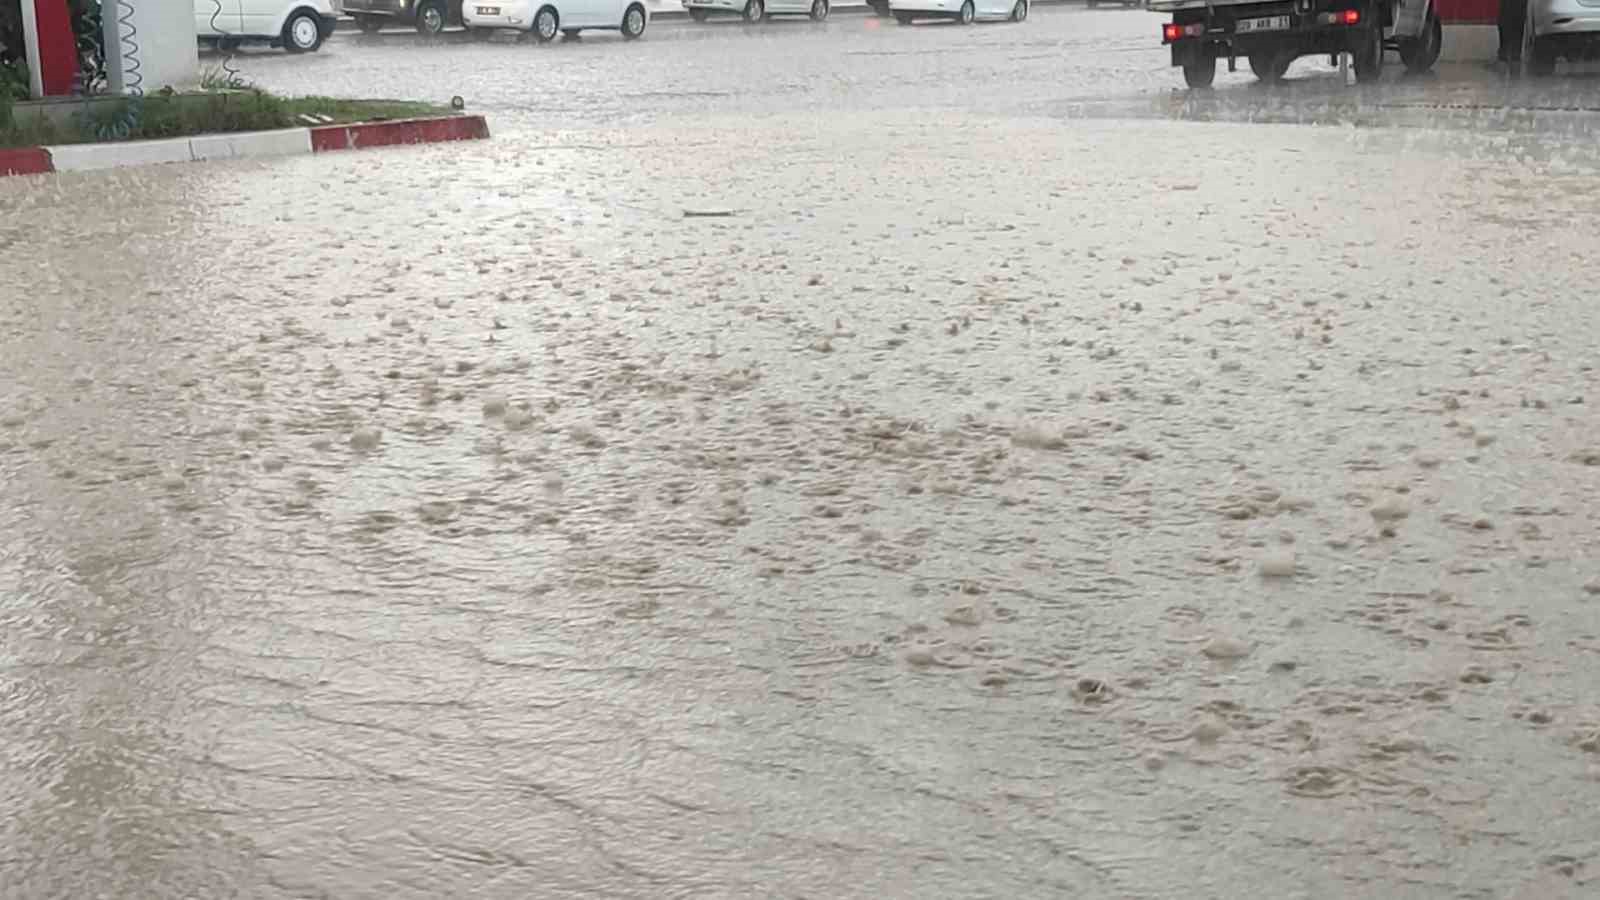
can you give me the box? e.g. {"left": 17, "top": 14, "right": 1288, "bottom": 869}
{"left": 683, "top": 0, "right": 830, "bottom": 22}
{"left": 343, "top": 0, "right": 465, "bottom": 35}
{"left": 1527, "top": 0, "right": 1600, "bottom": 75}
{"left": 888, "top": 0, "right": 1026, "bottom": 23}
{"left": 194, "top": 0, "right": 341, "bottom": 53}
{"left": 461, "top": 0, "right": 648, "bottom": 40}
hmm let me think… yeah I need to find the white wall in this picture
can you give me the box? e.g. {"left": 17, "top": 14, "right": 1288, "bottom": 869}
{"left": 102, "top": 0, "right": 198, "bottom": 93}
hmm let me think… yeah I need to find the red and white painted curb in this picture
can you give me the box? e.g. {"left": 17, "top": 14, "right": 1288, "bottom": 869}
{"left": 1, "top": 114, "right": 489, "bottom": 177}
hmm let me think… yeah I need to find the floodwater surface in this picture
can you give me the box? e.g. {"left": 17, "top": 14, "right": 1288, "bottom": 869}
{"left": 5, "top": 10, "right": 1600, "bottom": 898}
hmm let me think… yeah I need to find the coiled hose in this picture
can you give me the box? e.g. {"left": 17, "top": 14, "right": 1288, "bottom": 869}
{"left": 209, "top": 0, "right": 247, "bottom": 88}
{"left": 94, "top": 0, "right": 142, "bottom": 140}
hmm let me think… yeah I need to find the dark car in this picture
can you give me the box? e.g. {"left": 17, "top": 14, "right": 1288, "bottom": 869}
{"left": 344, "top": 0, "right": 465, "bottom": 35}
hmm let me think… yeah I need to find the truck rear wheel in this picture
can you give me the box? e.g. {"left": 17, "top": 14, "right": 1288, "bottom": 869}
{"left": 1182, "top": 55, "right": 1216, "bottom": 88}
{"left": 1398, "top": 12, "right": 1441, "bottom": 74}
{"left": 1249, "top": 51, "right": 1292, "bottom": 83}
{"left": 1352, "top": 16, "right": 1384, "bottom": 83}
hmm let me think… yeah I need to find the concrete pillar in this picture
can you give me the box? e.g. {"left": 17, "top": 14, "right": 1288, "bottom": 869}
{"left": 101, "top": 0, "right": 199, "bottom": 94}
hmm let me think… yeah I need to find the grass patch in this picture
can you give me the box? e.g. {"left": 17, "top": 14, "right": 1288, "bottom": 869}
{"left": 1, "top": 89, "right": 448, "bottom": 149}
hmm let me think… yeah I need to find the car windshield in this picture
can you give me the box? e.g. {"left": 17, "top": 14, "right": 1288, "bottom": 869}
{"left": 3, "top": 0, "right": 1598, "bottom": 896}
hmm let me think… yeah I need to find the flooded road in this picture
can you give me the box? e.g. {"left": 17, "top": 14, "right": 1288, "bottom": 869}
{"left": 6, "top": 8, "right": 1600, "bottom": 898}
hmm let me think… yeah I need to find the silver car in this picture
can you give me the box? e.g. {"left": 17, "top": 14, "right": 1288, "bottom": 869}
{"left": 1529, "top": 0, "right": 1600, "bottom": 73}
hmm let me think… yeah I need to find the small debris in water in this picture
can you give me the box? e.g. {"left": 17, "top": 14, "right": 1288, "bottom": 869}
{"left": 1073, "top": 678, "right": 1112, "bottom": 703}
{"left": 1011, "top": 423, "right": 1068, "bottom": 451}
{"left": 1370, "top": 496, "right": 1411, "bottom": 523}
{"left": 504, "top": 407, "right": 534, "bottom": 430}
{"left": 1202, "top": 637, "right": 1252, "bottom": 660}
{"left": 944, "top": 605, "right": 983, "bottom": 627}
{"left": 1259, "top": 550, "right": 1296, "bottom": 578}
{"left": 1192, "top": 718, "right": 1229, "bottom": 744}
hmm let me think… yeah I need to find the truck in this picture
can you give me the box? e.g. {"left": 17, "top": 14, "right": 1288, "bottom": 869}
{"left": 1150, "top": 0, "right": 1443, "bottom": 88}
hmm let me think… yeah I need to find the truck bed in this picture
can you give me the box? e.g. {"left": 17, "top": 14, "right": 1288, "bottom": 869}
{"left": 1148, "top": 0, "right": 1276, "bottom": 10}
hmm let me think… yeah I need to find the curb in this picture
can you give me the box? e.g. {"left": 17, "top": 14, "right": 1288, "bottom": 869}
{"left": 0, "top": 114, "right": 490, "bottom": 177}
{"left": 0, "top": 147, "right": 54, "bottom": 176}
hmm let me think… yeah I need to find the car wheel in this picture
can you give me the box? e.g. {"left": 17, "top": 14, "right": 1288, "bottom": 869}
{"left": 1352, "top": 12, "right": 1383, "bottom": 83}
{"left": 894, "top": 11, "right": 914, "bottom": 24}
{"left": 355, "top": 15, "right": 384, "bottom": 33}
{"left": 1182, "top": 54, "right": 1215, "bottom": 88}
{"left": 1398, "top": 11, "right": 1441, "bottom": 74}
{"left": 1010, "top": 0, "right": 1026, "bottom": 21}
{"left": 621, "top": 3, "right": 647, "bottom": 38}
{"left": 282, "top": 11, "right": 324, "bottom": 53}
{"left": 957, "top": 0, "right": 974, "bottom": 23}
{"left": 810, "top": 0, "right": 829, "bottom": 20}
{"left": 533, "top": 5, "right": 559, "bottom": 42}
{"left": 743, "top": 0, "right": 764, "bottom": 22}
{"left": 689, "top": 7, "right": 709, "bottom": 20}
{"left": 415, "top": 0, "right": 447, "bottom": 36}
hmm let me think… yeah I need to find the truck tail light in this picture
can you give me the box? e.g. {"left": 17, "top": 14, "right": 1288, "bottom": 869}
{"left": 1321, "top": 8, "right": 1360, "bottom": 24}
{"left": 1163, "top": 22, "right": 1203, "bottom": 43}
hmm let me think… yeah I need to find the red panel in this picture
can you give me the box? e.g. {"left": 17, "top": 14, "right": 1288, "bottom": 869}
{"left": 0, "top": 147, "right": 54, "bottom": 176}
{"left": 309, "top": 116, "right": 491, "bottom": 153}
{"left": 1436, "top": 0, "right": 1498, "bottom": 24}
{"left": 309, "top": 125, "right": 350, "bottom": 153}
{"left": 31, "top": 0, "right": 80, "bottom": 97}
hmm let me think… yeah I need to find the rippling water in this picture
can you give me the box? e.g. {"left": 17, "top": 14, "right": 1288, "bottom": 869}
{"left": 5, "top": 110, "right": 1600, "bottom": 896}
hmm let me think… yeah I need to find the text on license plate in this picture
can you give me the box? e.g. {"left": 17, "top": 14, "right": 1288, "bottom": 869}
{"left": 1236, "top": 15, "right": 1290, "bottom": 32}
{"left": 477, "top": 6, "right": 500, "bottom": 13}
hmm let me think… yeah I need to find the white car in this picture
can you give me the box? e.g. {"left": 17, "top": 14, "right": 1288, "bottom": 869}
{"left": 195, "top": 0, "right": 341, "bottom": 53}
{"left": 1528, "top": 0, "right": 1600, "bottom": 75}
{"left": 461, "top": 0, "right": 648, "bottom": 40}
{"left": 889, "top": 0, "right": 1025, "bottom": 24}
{"left": 684, "top": 0, "right": 830, "bottom": 23}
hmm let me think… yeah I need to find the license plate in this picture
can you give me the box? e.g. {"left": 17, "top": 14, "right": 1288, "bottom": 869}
{"left": 1236, "top": 15, "right": 1290, "bottom": 32}
{"left": 477, "top": 5, "right": 499, "bottom": 13}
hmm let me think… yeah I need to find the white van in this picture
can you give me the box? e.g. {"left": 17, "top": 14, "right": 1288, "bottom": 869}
{"left": 683, "top": 0, "right": 830, "bottom": 22}
{"left": 888, "top": 0, "right": 1025, "bottom": 23}
{"left": 462, "top": 0, "right": 648, "bottom": 41}
{"left": 194, "top": 0, "right": 342, "bottom": 53}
